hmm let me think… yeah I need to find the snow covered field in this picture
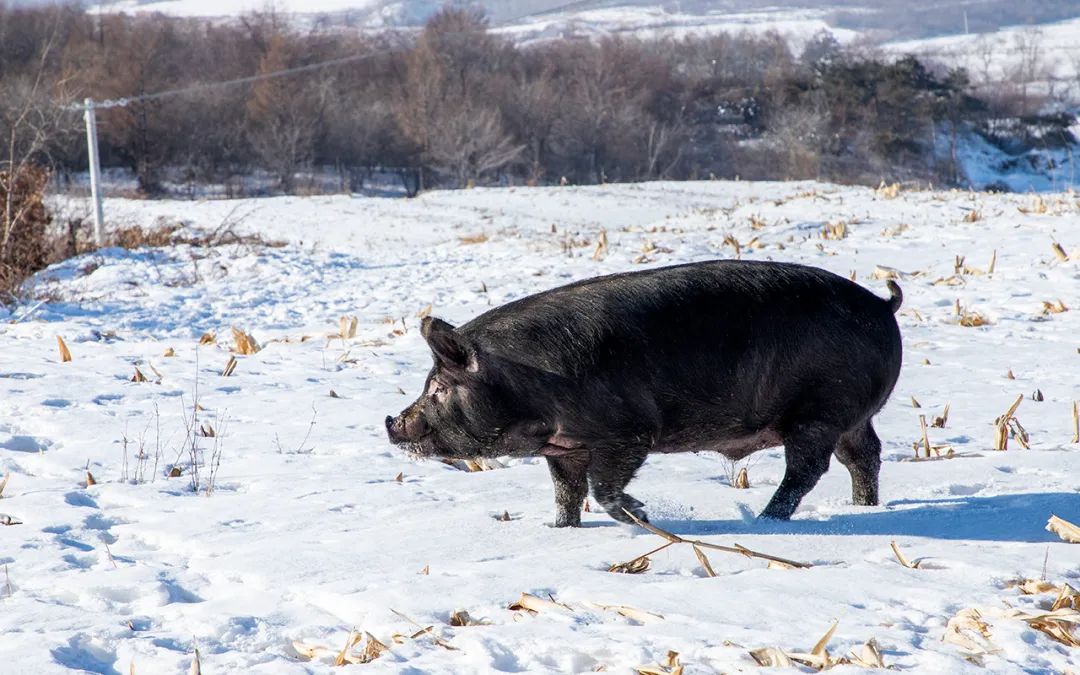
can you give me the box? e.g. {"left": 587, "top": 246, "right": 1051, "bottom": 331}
{"left": 2, "top": 181, "right": 1079, "bottom": 673}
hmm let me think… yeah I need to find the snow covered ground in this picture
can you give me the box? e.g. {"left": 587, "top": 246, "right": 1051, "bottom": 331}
{"left": 2, "top": 181, "right": 1079, "bottom": 673}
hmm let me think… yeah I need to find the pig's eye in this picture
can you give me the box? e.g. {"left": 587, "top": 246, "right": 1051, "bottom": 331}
{"left": 428, "top": 379, "right": 447, "bottom": 399}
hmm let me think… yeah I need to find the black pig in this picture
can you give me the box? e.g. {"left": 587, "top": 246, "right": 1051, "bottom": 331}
{"left": 387, "top": 260, "right": 902, "bottom": 526}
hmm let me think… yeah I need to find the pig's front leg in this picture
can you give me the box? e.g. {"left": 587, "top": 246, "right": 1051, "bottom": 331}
{"left": 545, "top": 455, "right": 589, "bottom": 527}
{"left": 588, "top": 446, "right": 649, "bottom": 524}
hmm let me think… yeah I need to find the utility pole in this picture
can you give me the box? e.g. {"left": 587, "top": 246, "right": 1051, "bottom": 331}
{"left": 83, "top": 98, "right": 104, "bottom": 246}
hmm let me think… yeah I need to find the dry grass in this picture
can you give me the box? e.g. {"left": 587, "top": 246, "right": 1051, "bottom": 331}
{"left": 459, "top": 233, "right": 489, "bottom": 245}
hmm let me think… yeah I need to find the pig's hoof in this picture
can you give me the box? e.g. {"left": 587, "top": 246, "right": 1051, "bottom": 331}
{"left": 758, "top": 506, "right": 793, "bottom": 521}
{"left": 604, "top": 495, "right": 649, "bottom": 525}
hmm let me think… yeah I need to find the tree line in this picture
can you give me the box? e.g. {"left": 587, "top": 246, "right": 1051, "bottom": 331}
{"left": 0, "top": 2, "right": 1066, "bottom": 197}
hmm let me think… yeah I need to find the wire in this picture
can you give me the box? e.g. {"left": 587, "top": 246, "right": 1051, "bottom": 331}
{"left": 68, "top": 47, "right": 402, "bottom": 110}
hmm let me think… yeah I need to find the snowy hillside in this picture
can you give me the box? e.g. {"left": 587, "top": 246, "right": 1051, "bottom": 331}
{"left": 2, "top": 181, "right": 1079, "bottom": 673}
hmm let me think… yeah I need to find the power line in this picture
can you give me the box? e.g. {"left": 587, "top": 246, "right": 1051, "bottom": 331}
{"left": 68, "top": 47, "right": 402, "bottom": 111}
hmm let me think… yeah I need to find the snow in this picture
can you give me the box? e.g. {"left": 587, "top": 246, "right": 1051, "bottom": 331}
{"left": 2, "top": 180, "right": 1079, "bottom": 673}
{"left": 885, "top": 17, "right": 1080, "bottom": 93}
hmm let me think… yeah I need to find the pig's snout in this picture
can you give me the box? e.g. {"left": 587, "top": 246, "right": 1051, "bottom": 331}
{"left": 385, "top": 410, "right": 430, "bottom": 446}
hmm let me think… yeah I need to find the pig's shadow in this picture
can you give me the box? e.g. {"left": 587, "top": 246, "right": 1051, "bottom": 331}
{"left": 657, "top": 492, "right": 1076, "bottom": 543}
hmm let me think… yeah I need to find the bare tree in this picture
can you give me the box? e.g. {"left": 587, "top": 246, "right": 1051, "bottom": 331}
{"left": 426, "top": 102, "right": 523, "bottom": 185}
{"left": 0, "top": 18, "right": 78, "bottom": 296}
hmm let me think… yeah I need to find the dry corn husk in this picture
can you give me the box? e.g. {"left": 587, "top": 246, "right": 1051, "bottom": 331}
{"left": 199, "top": 332, "right": 216, "bottom": 345}
{"left": 1053, "top": 584, "right": 1080, "bottom": 611}
{"left": 163, "top": 347, "right": 175, "bottom": 357}
{"left": 231, "top": 326, "right": 260, "bottom": 354}
{"left": 749, "top": 620, "right": 839, "bottom": 670}
{"left": 1006, "top": 607, "right": 1080, "bottom": 647}
{"left": 749, "top": 646, "right": 793, "bottom": 667}
{"left": 841, "top": 639, "right": 887, "bottom": 668}
{"left": 943, "top": 608, "right": 995, "bottom": 655}
{"left": 1042, "top": 299, "right": 1068, "bottom": 314}
{"left": 634, "top": 650, "right": 683, "bottom": 675}
{"left": 56, "top": 335, "right": 72, "bottom": 362}
{"left": 1051, "top": 242, "right": 1070, "bottom": 262}
{"left": 331, "top": 631, "right": 389, "bottom": 665}
{"left": 733, "top": 467, "right": 750, "bottom": 489}
{"left": 131, "top": 367, "right": 148, "bottom": 383}
{"left": 508, "top": 592, "right": 573, "bottom": 615}
{"left": 608, "top": 556, "right": 651, "bottom": 574}
{"left": 591, "top": 602, "right": 664, "bottom": 623}
{"left": 448, "top": 609, "right": 486, "bottom": 627}
{"left": 1047, "top": 515, "right": 1080, "bottom": 543}
{"left": 1010, "top": 578, "right": 1059, "bottom": 595}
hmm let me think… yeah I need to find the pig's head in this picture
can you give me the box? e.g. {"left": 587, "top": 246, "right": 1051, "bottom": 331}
{"left": 385, "top": 316, "right": 544, "bottom": 459}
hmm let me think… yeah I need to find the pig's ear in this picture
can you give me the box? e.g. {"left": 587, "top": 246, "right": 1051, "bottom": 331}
{"left": 421, "top": 316, "right": 479, "bottom": 373}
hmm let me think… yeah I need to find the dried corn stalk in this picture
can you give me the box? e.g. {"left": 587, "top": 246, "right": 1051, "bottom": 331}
{"left": 821, "top": 221, "right": 847, "bottom": 240}
{"left": 189, "top": 648, "right": 201, "bottom": 675}
{"left": 890, "top": 541, "right": 923, "bottom": 569}
{"left": 621, "top": 509, "right": 813, "bottom": 569}
{"left": 131, "top": 367, "right": 148, "bottom": 383}
{"left": 0, "top": 474, "right": 9, "bottom": 499}
{"left": 876, "top": 181, "right": 900, "bottom": 199}
{"left": 1052, "top": 242, "right": 1070, "bottom": 262}
{"left": 592, "top": 230, "right": 608, "bottom": 260}
{"left": 231, "top": 326, "right": 260, "bottom": 354}
{"left": 163, "top": 347, "right": 176, "bottom": 357}
{"left": 931, "top": 403, "right": 950, "bottom": 428}
{"left": 1072, "top": 401, "right": 1079, "bottom": 443}
{"left": 56, "top": 335, "right": 72, "bottom": 362}
{"left": 199, "top": 332, "right": 216, "bottom": 345}
{"left": 733, "top": 467, "right": 750, "bottom": 489}
{"left": 221, "top": 355, "right": 237, "bottom": 377}
{"left": 963, "top": 209, "right": 981, "bottom": 223}
{"left": 992, "top": 395, "right": 1024, "bottom": 450}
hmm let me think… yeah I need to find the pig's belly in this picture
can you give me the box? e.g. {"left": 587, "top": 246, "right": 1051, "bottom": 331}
{"left": 653, "top": 428, "right": 783, "bottom": 459}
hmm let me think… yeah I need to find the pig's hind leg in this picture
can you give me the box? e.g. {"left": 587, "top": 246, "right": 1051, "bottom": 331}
{"left": 832, "top": 420, "right": 881, "bottom": 507}
{"left": 546, "top": 456, "right": 589, "bottom": 527}
{"left": 588, "top": 447, "right": 650, "bottom": 524}
{"left": 759, "top": 425, "right": 841, "bottom": 520}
